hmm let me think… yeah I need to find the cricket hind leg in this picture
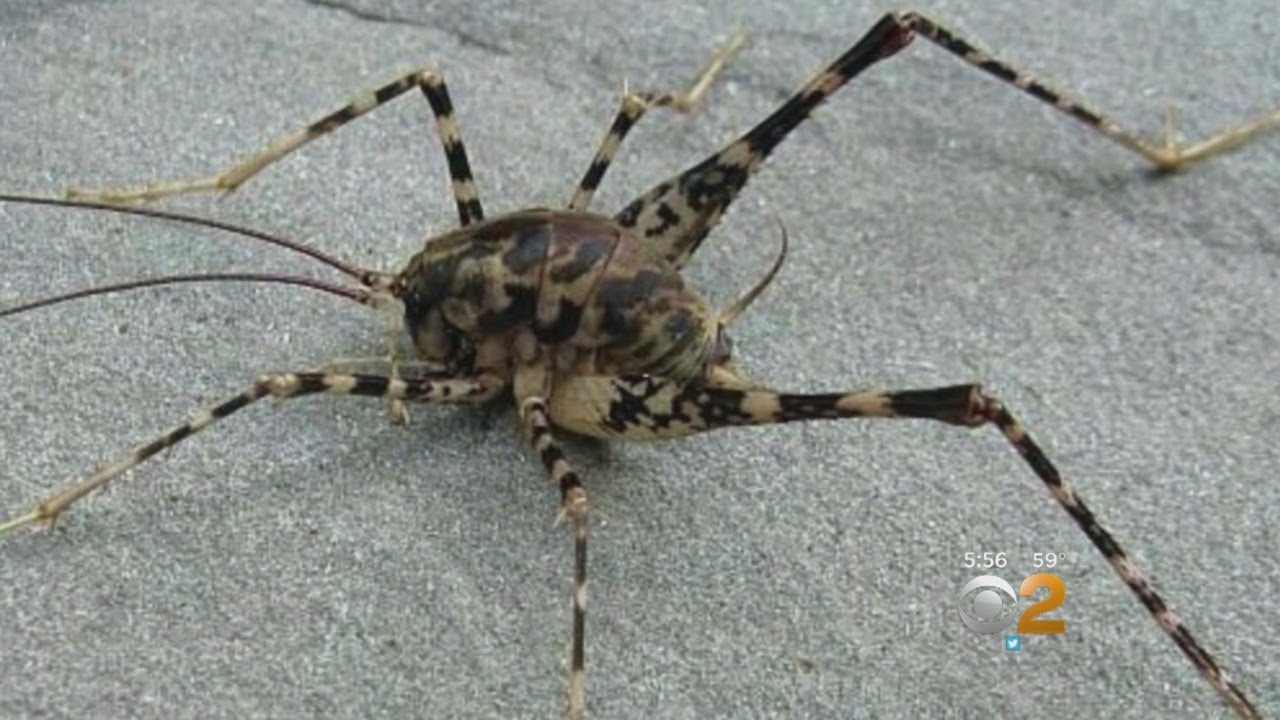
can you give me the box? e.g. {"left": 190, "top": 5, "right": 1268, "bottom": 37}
{"left": 566, "top": 32, "right": 748, "bottom": 212}
{"left": 545, "top": 373, "right": 1259, "bottom": 719}
{"left": 613, "top": 14, "right": 913, "bottom": 268}
{"left": 0, "top": 371, "right": 502, "bottom": 535}
{"left": 67, "top": 70, "right": 487, "bottom": 226}
{"left": 616, "top": 11, "right": 1280, "bottom": 269}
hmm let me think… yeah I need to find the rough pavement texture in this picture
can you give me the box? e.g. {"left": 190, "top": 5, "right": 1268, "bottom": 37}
{"left": 1, "top": 2, "right": 1277, "bottom": 718}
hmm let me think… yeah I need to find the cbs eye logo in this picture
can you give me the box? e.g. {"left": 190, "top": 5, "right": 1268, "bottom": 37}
{"left": 957, "top": 573, "right": 1066, "bottom": 635}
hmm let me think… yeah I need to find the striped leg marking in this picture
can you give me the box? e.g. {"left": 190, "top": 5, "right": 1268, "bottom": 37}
{"left": 901, "top": 12, "right": 1280, "bottom": 172}
{"left": 418, "top": 74, "right": 484, "bottom": 225}
{"left": 66, "top": 70, "right": 487, "bottom": 225}
{"left": 519, "top": 396, "right": 589, "bottom": 720}
{"left": 976, "top": 396, "right": 1259, "bottom": 720}
{"left": 546, "top": 374, "right": 1258, "bottom": 719}
{"left": 567, "top": 32, "right": 748, "bottom": 213}
{"left": 0, "top": 372, "right": 501, "bottom": 535}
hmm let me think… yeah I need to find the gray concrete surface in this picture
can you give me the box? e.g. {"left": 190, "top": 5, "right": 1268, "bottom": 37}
{"left": 1, "top": 1, "right": 1277, "bottom": 718}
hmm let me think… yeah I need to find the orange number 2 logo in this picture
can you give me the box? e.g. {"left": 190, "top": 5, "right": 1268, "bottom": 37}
{"left": 1017, "top": 573, "right": 1066, "bottom": 635}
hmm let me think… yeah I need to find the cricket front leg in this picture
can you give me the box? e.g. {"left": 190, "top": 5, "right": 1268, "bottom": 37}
{"left": 0, "top": 371, "right": 501, "bottom": 535}
{"left": 546, "top": 373, "right": 1259, "bottom": 720}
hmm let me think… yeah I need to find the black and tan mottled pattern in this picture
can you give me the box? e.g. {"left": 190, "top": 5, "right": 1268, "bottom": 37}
{"left": 977, "top": 398, "right": 1259, "bottom": 720}
{"left": 418, "top": 74, "right": 484, "bottom": 225}
{"left": 568, "top": 93, "right": 649, "bottom": 213}
{"left": 546, "top": 375, "right": 977, "bottom": 440}
{"left": 535, "top": 215, "right": 619, "bottom": 346}
{"left": 397, "top": 210, "right": 718, "bottom": 382}
{"left": 614, "top": 15, "right": 912, "bottom": 267}
{"left": 397, "top": 211, "right": 546, "bottom": 366}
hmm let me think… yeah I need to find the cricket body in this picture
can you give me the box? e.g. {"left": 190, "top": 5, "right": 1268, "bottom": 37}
{"left": 2, "top": 10, "right": 1277, "bottom": 720}
{"left": 398, "top": 209, "right": 723, "bottom": 392}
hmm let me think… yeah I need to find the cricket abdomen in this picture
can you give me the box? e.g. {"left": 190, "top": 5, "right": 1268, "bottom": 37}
{"left": 398, "top": 209, "right": 717, "bottom": 381}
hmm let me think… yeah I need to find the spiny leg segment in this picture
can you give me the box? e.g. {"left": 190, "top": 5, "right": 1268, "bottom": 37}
{"left": 0, "top": 372, "right": 501, "bottom": 534}
{"left": 567, "top": 32, "right": 748, "bottom": 212}
{"left": 66, "top": 70, "right": 486, "bottom": 227}
{"left": 616, "top": 11, "right": 1280, "bottom": 269}
{"left": 545, "top": 375, "right": 1258, "bottom": 719}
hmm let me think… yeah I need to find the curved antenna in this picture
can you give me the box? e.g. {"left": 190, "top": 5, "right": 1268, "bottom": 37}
{"left": 0, "top": 273, "right": 376, "bottom": 319}
{"left": 0, "top": 193, "right": 390, "bottom": 287}
{"left": 718, "top": 219, "right": 788, "bottom": 328}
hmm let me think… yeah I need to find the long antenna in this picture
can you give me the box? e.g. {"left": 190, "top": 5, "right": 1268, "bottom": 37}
{"left": 0, "top": 193, "right": 389, "bottom": 287}
{"left": 0, "top": 273, "right": 375, "bottom": 318}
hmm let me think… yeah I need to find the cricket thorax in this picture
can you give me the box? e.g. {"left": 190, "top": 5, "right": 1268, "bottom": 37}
{"left": 397, "top": 209, "right": 718, "bottom": 382}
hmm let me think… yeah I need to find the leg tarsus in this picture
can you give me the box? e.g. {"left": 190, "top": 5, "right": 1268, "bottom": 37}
{"left": 65, "top": 70, "right": 421, "bottom": 204}
{"left": 66, "top": 176, "right": 227, "bottom": 204}
{"left": 648, "top": 30, "right": 749, "bottom": 113}
{"left": 0, "top": 508, "right": 48, "bottom": 534}
{"left": 1151, "top": 107, "right": 1280, "bottom": 171}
